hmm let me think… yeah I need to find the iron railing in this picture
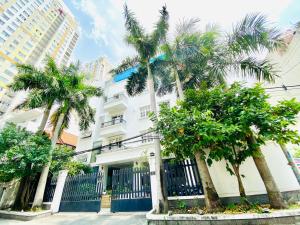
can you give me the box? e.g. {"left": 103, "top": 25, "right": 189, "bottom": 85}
{"left": 111, "top": 167, "right": 151, "bottom": 200}
{"left": 101, "top": 118, "right": 126, "bottom": 128}
{"left": 43, "top": 175, "right": 58, "bottom": 202}
{"left": 61, "top": 172, "right": 103, "bottom": 202}
{"left": 164, "top": 159, "right": 203, "bottom": 197}
{"left": 104, "top": 93, "right": 126, "bottom": 104}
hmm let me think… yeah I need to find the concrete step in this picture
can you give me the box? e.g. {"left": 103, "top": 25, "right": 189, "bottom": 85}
{"left": 101, "top": 195, "right": 111, "bottom": 208}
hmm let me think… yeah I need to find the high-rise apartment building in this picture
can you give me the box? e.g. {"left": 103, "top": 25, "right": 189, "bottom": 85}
{"left": 0, "top": 0, "right": 79, "bottom": 115}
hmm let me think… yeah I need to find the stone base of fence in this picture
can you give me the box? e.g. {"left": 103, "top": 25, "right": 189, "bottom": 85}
{"left": 167, "top": 190, "right": 300, "bottom": 209}
{"left": 146, "top": 209, "right": 300, "bottom": 225}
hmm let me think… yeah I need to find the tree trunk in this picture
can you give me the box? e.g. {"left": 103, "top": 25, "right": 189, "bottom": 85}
{"left": 173, "top": 68, "right": 184, "bottom": 100}
{"left": 37, "top": 104, "right": 52, "bottom": 133}
{"left": 248, "top": 134, "right": 287, "bottom": 209}
{"left": 32, "top": 112, "right": 65, "bottom": 208}
{"left": 147, "top": 62, "right": 168, "bottom": 213}
{"left": 194, "top": 151, "right": 222, "bottom": 212}
{"left": 279, "top": 143, "right": 300, "bottom": 184}
{"left": 231, "top": 164, "right": 248, "bottom": 201}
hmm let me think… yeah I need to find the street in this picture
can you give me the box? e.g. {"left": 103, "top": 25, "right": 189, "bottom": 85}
{"left": 0, "top": 213, "right": 147, "bottom": 225}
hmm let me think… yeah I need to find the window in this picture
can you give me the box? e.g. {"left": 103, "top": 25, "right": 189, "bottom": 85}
{"left": 6, "top": 9, "right": 14, "bottom": 17}
{"left": 11, "top": 6, "right": 18, "bottom": 13}
{"left": 140, "top": 130, "right": 154, "bottom": 144}
{"left": 2, "top": 14, "right": 9, "bottom": 21}
{"left": 7, "top": 26, "right": 15, "bottom": 33}
{"left": 8, "top": 44, "right": 15, "bottom": 50}
{"left": 0, "top": 37, "right": 4, "bottom": 44}
{"left": 2, "top": 31, "right": 9, "bottom": 37}
{"left": 108, "top": 136, "right": 123, "bottom": 150}
{"left": 0, "top": 76, "right": 9, "bottom": 83}
{"left": 18, "top": 51, "right": 25, "bottom": 58}
{"left": 139, "top": 105, "right": 151, "bottom": 119}
{"left": 11, "top": 22, "right": 18, "bottom": 28}
{"left": 0, "top": 19, "right": 4, "bottom": 25}
{"left": 14, "top": 57, "right": 21, "bottom": 63}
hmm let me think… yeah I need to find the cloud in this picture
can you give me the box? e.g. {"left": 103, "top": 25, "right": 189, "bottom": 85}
{"left": 70, "top": 0, "right": 293, "bottom": 64}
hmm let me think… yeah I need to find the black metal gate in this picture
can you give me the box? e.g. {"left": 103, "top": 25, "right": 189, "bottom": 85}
{"left": 59, "top": 172, "right": 103, "bottom": 212}
{"left": 111, "top": 167, "right": 152, "bottom": 212}
{"left": 164, "top": 159, "right": 203, "bottom": 196}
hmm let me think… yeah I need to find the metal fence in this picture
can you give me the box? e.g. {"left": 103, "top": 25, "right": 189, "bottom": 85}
{"left": 111, "top": 167, "right": 151, "bottom": 200}
{"left": 43, "top": 175, "right": 58, "bottom": 202}
{"left": 164, "top": 158, "right": 203, "bottom": 197}
{"left": 61, "top": 172, "right": 103, "bottom": 202}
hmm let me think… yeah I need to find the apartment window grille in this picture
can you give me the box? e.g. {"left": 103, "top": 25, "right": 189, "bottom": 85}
{"left": 10, "top": 6, "right": 18, "bottom": 13}
{"left": 15, "top": 2, "right": 22, "bottom": 9}
{"left": 2, "top": 31, "right": 9, "bottom": 37}
{"left": 139, "top": 105, "right": 151, "bottom": 119}
{"left": 2, "top": 14, "right": 9, "bottom": 21}
{"left": 0, "top": 37, "right": 4, "bottom": 44}
{"left": 6, "top": 9, "right": 14, "bottom": 16}
{"left": 7, "top": 26, "right": 15, "bottom": 33}
{"left": 0, "top": 19, "right": 4, "bottom": 25}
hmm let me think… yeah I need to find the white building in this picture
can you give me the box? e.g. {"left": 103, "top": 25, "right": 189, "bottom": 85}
{"left": 75, "top": 56, "right": 300, "bottom": 210}
{"left": 0, "top": 0, "right": 79, "bottom": 116}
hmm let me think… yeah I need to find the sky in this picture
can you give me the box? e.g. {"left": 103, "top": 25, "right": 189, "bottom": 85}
{"left": 64, "top": 0, "right": 300, "bottom": 66}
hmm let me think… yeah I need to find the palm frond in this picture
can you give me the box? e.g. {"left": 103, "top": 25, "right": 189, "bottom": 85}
{"left": 125, "top": 66, "right": 147, "bottom": 96}
{"left": 234, "top": 57, "right": 278, "bottom": 82}
{"left": 151, "top": 5, "right": 169, "bottom": 47}
{"left": 123, "top": 4, "right": 145, "bottom": 41}
{"left": 110, "top": 56, "right": 140, "bottom": 75}
{"left": 228, "top": 13, "right": 285, "bottom": 54}
{"left": 175, "top": 17, "right": 200, "bottom": 36}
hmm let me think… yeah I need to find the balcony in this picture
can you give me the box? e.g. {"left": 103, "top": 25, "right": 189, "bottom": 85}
{"left": 103, "top": 93, "right": 128, "bottom": 113}
{"left": 99, "top": 118, "right": 127, "bottom": 137}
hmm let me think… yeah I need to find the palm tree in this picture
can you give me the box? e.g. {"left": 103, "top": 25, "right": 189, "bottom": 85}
{"left": 32, "top": 64, "right": 102, "bottom": 207}
{"left": 9, "top": 57, "right": 66, "bottom": 132}
{"left": 111, "top": 4, "right": 169, "bottom": 213}
{"left": 159, "top": 14, "right": 286, "bottom": 209}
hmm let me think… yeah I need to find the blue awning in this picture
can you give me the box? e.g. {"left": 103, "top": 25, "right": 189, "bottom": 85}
{"left": 113, "top": 54, "right": 166, "bottom": 82}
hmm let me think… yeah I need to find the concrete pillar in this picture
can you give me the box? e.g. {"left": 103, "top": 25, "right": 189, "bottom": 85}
{"left": 101, "top": 165, "right": 108, "bottom": 193}
{"left": 148, "top": 152, "right": 158, "bottom": 209}
{"left": 51, "top": 170, "right": 68, "bottom": 213}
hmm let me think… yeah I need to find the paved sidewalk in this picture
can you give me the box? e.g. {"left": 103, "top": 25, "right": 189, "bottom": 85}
{"left": 0, "top": 212, "right": 147, "bottom": 225}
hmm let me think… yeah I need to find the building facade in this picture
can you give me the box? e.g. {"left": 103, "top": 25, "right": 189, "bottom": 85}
{"left": 75, "top": 56, "right": 300, "bottom": 211}
{"left": 0, "top": 0, "right": 79, "bottom": 115}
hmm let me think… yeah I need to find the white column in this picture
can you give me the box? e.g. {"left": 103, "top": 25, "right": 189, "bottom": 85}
{"left": 148, "top": 153, "right": 158, "bottom": 209}
{"left": 101, "top": 165, "right": 108, "bottom": 193}
{"left": 51, "top": 170, "right": 68, "bottom": 213}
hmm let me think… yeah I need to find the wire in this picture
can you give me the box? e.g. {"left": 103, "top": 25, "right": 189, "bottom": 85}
{"left": 53, "top": 130, "right": 157, "bottom": 160}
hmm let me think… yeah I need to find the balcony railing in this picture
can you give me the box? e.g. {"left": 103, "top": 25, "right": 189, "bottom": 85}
{"left": 104, "top": 93, "right": 127, "bottom": 104}
{"left": 101, "top": 118, "right": 126, "bottom": 128}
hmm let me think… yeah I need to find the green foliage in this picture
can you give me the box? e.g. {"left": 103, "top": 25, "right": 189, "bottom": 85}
{"left": 0, "top": 124, "right": 51, "bottom": 182}
{"left": 155, "top": 83, "right": 300, "bottom": 199}
{"left": 176, "top": 200, "right": 187, "bottom": 210}
{"left": 51, "top": 145, "right": 92, "bottom": 176}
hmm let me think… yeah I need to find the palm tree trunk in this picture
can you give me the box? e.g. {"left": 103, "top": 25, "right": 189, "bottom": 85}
{"left": 147, "top": 62, "right": 168, "bottom": 213}
{"left": 247, "top": 134, "right": 287, "bottom": 209}
{"left": 37, "top": 104, "right": 52, "bottom": 133}
{"left": 32, "top": 113, "right": 65, "bottom": 208}
{"left": 194, "top": 151, "right": 222, "bottom": 212}
{"left": 173, "top": 68, "right": 184, "bottom": 100}
{"left": 279, "top": 143, "right": 300, "bottom": 184}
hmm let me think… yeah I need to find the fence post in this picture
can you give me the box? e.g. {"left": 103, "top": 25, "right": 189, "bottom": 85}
{"left": 148, "top": 152, "right": 158, "bottom": 210}
{"left": 51, "top": 170, "right": 68, "bottom": 213}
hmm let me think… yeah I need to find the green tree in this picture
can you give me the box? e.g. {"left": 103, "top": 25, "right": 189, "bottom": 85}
{"left": 32, "top": 63, "right": 102, "bottom": 207}
{"left": 156, "top": 84, "right": 300, "bottom": 209}
{"left": 51, "top": 145, "right": 92, "bottom": 176}
{"left": 111, "top": 4, "right": 169, "bottom": 213}
{"left": 9, "top": 57, "right": 67, "bottom": 132}
{"left": 0, "top": 123, "right": 51, "bottom": 210}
